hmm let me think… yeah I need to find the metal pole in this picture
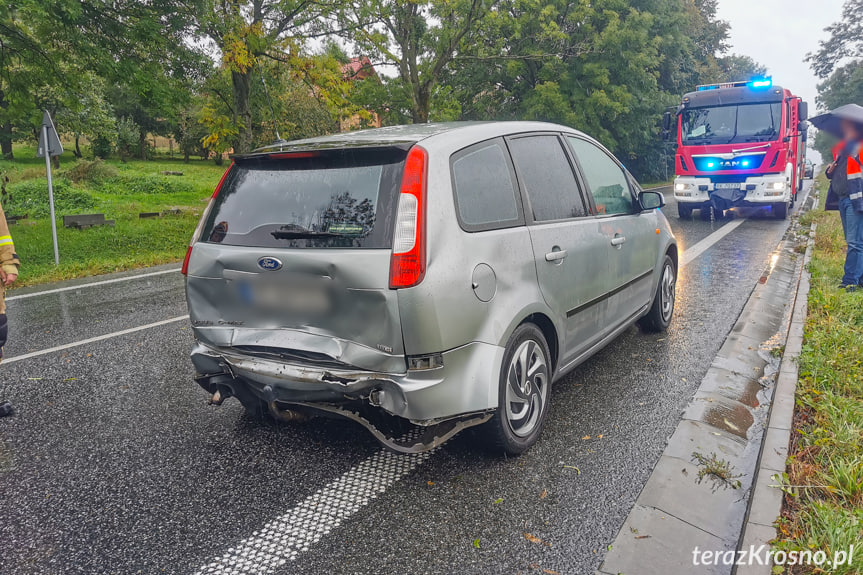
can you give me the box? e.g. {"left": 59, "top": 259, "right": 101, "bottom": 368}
{"left": 43, "top": 124, "right": 60, "bottom": 265}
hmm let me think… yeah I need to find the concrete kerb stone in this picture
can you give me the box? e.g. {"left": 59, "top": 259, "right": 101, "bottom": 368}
{"left": 732, "top": 223, "right": 816, "bottom": 575}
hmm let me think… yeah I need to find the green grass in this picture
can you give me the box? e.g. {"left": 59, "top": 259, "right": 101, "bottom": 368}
{"left": 772, "top": 174, "right": 863, "bottom": 574}
{"left": 1, "top": 144, "right": 226, "bottom": 287}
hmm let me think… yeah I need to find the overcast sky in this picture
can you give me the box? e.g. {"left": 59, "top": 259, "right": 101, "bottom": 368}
{"left": 716, "top": 0, "right": 844, "bottom": 112}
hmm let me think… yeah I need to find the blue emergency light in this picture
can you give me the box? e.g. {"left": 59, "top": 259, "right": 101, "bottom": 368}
{"left": 750, "top": 78, "right": 772, "bottom": 88}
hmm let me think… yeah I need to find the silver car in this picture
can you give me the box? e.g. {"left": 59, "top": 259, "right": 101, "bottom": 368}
{"left": 184, "top": 122, "right": 677, "bottom": 454}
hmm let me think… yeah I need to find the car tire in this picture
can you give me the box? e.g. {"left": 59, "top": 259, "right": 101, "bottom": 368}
{"left": 678, "top": 204, "right": 693, "bottom": 219}
{"left": 482, "top": 323, "right": 552, "bottom": 455}
{"left": 773, "top": 202, "right": 788, "bottom": 220}
{"left": 639, "top": 254, "right": 676, "bottom": 333}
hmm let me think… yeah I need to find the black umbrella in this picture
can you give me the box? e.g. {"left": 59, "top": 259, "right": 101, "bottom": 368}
{"left": 810, "top": 103, "right": 863, "bottom": 138}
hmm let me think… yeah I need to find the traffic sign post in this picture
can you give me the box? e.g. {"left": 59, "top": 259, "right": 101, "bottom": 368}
{"left": 37, "top": 111, "right": 63, "bottom": 265}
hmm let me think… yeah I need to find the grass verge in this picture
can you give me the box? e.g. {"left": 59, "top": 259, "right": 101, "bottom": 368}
{"left": 773, "top": 175, "right": 863, "bottom": 574}
{"left": 1, "top": 145, "right": 225, "bottom": 287}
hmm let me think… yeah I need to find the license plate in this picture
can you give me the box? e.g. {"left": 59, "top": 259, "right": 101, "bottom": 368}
{"left": 715, "top": 183, "right": 740, "bottom": 190}
{"left": 238, "top": 279, "right": 332, "bottom": 314}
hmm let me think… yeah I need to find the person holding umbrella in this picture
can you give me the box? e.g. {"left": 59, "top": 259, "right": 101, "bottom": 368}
{"left": 813, "top": 104, "right": 863, "bottom": 291}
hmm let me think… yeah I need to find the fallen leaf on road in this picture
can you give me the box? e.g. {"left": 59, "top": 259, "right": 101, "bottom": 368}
{"left": 635, "top": 535, "right": 651, "bottom": 539}
{"left": 562, "top": 465, "right": 581, "bottom": 474}
{"left": 473, "top": 538, "right": 480, "bottom": 549}
{"left": 542, "top": 570, "right": 559, "bottom": 574}
{"left": 427, "top": 481, "right": 435, "bottom": 486}
{"left": 524, "top": 533, "right": 551, "bottom": 546}
{"left": 597, "top": 434, "right": 604, "bottom": 439}
{"left": 582, "top": 435, "right": 591, "bottom": 440}
{"left": 493, "top": 497, "right": 504, "bottom": 505}
{"left": 539, "top": 489, "right": 547, "bottom": 499}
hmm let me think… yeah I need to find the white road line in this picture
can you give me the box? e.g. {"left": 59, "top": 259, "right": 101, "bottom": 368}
{"left": 1, "top": 203, "right": 745, "bottom": 575}
{"left": 6, "top": 267, "right": 181, "bottom": 302}
{"left": 195, "top": 447, "right": 433, "bottom": 575}
{"left": 2, "top": 315, "right": 188, "bottom": 365}
{"left": 680, "top": 218, "right": 746, "bottom": 267}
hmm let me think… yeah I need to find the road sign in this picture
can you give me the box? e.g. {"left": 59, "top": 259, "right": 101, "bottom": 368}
{"left": 37, "top": 111, "right": 63, "bottom": 158}
{"left": 38, "top": 111, "right": 61, "bottom": 264}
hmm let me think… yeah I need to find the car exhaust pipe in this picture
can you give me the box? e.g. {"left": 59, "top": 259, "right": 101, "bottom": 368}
{"left": 268, "top": 401, "right": 309, "bottom": 423}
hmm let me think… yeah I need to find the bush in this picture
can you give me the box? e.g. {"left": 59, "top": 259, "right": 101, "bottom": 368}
{"left": 63, "top": 159, "right": 119, "bottom": 185}
{"left": 5, "top": 178, "right": 97, "bottom": 218}
{"left": 90, "top": 135, "right": 113, "bottom": 159}
{"left": 124, "top": 174, "right": 194, "bottom": 195}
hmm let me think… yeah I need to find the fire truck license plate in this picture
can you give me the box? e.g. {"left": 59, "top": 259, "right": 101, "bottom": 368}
{"left": 715, "top": 183, "right": 740, "bottom": 189}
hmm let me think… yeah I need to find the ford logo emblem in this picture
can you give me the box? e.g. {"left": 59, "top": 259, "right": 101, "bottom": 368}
{"left": 257, "top": 257, "right": 283, "bottom": 271}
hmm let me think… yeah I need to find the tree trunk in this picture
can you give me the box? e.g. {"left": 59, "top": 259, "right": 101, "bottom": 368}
{"left": 0, "top": 123, "right": 12, "bottom": 160}
{"left": 232, "top": 70, "right": 253, "bottom": 153}
{"left": 74, "top": 135, "right": 83, "bottom": 159}
{"left": 0, "top": 90, "right": 12, "bottom": 160}
{"left": 139, "top": 131, "right": 147, "bottom": 160}
{"left": 412, "top": 88, "right": 431, "bottom": 124}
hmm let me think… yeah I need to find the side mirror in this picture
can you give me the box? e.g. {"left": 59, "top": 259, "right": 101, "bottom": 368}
{"left": 661, "top": 112, "right": 672, "bottom": 141}
{"left": 799, "top": 101, "right": 809, "bottom": 121}
{"left": 639, "top": 191, "right": 665, "bottom": 211}
{"left": 662, "top": 112, "right": 672, "bottom": 132}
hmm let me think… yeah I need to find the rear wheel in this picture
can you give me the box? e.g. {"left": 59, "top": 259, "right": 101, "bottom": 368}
{"left": 677, "top": 204, "right": 693, "bottom": 219}
{"left": 773, "top": 202, "right": 788, "bottom": 220}
{"left": 639, "top": 254, "right": 676, "bottom": 333}
{"left": 482, "top": 323, "right": 552, "bottom": 455}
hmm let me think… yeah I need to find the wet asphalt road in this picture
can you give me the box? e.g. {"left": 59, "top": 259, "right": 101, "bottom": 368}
{"left": 0, "top": 186, "right": 810, "bottom": 575}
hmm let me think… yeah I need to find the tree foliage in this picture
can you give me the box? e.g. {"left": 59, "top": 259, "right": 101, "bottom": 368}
{"left": 3, "top": 0, "right": 761, "bottom": 179}
{"left": 809, "top": 0, "right": 863, "bottom": 160}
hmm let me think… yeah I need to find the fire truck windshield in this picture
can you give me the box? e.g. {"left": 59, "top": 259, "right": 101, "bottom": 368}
{"left": 681, "top": 102, "right": 782, "bottom": 145}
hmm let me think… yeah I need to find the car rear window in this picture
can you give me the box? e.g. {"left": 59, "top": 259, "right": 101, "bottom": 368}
{"left": 201, "top": 148, "right": 406, "bottom": 249}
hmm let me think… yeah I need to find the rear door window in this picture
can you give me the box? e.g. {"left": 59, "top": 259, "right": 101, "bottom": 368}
{"left": 566, "top": 137, "right": 636, "bottom": 216}
{"left": 507, "top": 135, "right": 588, "bottom": 221}
{"left": 451, "top": 138, "right": 522, "bottom": 231}
{"left": 201, "top": 148, "right": 406, "bottom": 248}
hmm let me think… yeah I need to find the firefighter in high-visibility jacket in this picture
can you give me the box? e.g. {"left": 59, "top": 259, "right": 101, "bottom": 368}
{"left": 827, "top": 118, "right": 863, "bottom": 290}
{"left": 0, "top": 198, "right": 20, "bottom": 414}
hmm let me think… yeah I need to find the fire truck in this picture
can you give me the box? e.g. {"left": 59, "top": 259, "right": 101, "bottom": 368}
{"left": 663, "top": 78, "right": 808, "bottom": 220}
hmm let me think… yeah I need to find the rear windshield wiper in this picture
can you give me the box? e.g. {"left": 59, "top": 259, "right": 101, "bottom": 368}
{"left": 269, "top": 224, "right": 361, "bottom": 239}
{"left": 271, "top": 229, "right": 346, "bottom": 239}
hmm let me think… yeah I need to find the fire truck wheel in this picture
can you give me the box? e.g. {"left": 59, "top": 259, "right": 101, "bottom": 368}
{"left": 678, "top": 204, "right": 693, "bottom": 219}
{"left": 773, "top": 202, "right": 788, "bottom": 220}
{"left": 699, "top": 207, "right": 712, "bottom": 221}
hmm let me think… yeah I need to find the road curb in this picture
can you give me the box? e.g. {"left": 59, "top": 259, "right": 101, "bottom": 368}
{"left": 733, "top": 223, "right": 815, "bottom": 575}
{"left": 599, "top": 219, "right": 809, "bottom": 575}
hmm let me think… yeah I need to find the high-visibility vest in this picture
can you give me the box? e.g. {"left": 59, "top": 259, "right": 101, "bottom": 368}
{"left": 833, "top": 140, "right": 863, "bottom": 212}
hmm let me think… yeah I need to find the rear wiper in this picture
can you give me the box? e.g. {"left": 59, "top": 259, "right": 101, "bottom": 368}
{"left": 271, "top": 230, "right": 345, "bottom": 239}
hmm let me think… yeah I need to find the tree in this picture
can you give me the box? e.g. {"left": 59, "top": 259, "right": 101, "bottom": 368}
{"left": 56, "top": 74, "right": 115, "bottom": 158}
{"left": 0, "top": 0, "right": 205, "bottom": 159}
{"left": 186, "top": 0, "right": 343, "bottom": 153}
{"left": 807, "top": 0, "right": 863, "bottom": 79}
{"left": 716, "top": 55, "right": 768, "bottom": 83}
{"left": 342, "top": 0, "right": 494, "bottom": 123}
{"left": 812, "top": 61, "right": 863, "bottom": 159}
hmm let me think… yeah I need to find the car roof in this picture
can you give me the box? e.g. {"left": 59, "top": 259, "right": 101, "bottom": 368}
{"left": 245, "top": 121, "right": 585, "bottom": 155}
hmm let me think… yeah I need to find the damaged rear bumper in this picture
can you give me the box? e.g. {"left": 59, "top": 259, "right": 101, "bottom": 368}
{"left": 190, "top": 340, "right": 503, "bottom": 424}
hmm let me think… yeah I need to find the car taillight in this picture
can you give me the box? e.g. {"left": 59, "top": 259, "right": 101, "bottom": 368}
{"left": 182, "top": 161, "right": 233, "bottom": 276}
{"left": 389, "top": 146, "right": 428, "bottom": 289}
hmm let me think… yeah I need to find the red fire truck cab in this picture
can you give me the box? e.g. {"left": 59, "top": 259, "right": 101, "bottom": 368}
{"left": 664, "top": 78, "right": 808, "bottom": 220}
